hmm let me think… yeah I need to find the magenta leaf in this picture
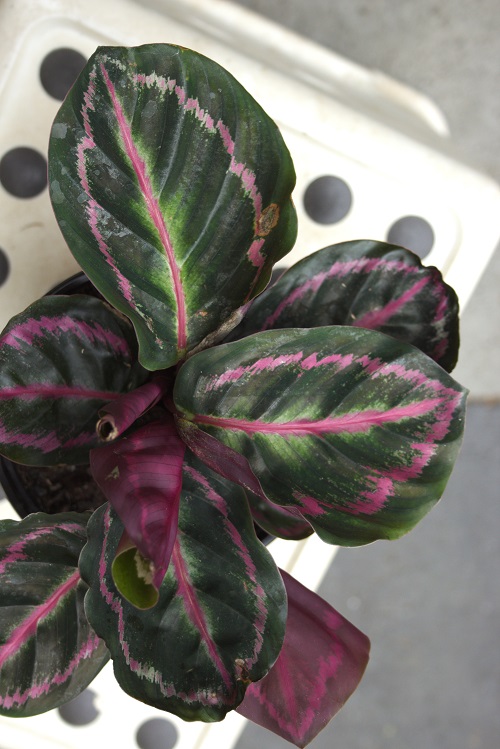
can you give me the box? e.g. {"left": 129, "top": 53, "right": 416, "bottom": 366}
{"left": 90, "top": 417, "right": 185, "bottom": 605}
{"left": 80, "top": 456, "right": 287, "bottom": 721}
{"left": 0, "top": 513, "right": 109, "bottom": 716}
{"left": 238, "top": 569, "right": 370, "bottom": 747}
{"left": 97, "top": 374, "right": 172, "bottom": 441}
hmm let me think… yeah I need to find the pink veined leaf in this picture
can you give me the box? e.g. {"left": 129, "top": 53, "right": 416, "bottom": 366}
{"left": 90, "top": 417, "right": 185, "bottom": 606}
{"left": 237, "top": 569, "right": 370, "bottom": 747}
{"left": 0, "top": 513, "right": 109, "bottom": 717}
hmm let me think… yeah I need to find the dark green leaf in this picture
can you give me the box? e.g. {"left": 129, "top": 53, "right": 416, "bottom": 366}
{"left": 174, "top": 327, "right": 467, "bottom": 545}
{"left": 232, "top": 240, "right": 460, "bottom": 372}
{"left": 0, "top": 513, "right": 109, "bottom": 716}
{"left": 49, "top": 44, "right": 297, "bottom": 370}
{"left": 0, "top": 295, "right": 147, "bottom": 465}
{"left": 80, "top": 456, "right": 287, "bottom": 721}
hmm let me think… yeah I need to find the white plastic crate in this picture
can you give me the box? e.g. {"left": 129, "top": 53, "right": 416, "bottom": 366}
{"left": 1, "top": 1, "right": 499, "bottom": 748}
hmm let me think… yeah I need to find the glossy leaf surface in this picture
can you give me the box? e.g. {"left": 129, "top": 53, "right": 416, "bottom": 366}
{"left": 90, "top": 417, "right": 185, "bottom": 605}
{"left": 0, "top": 513, "right": 108, "bottom": 716}
{"left": 232, "top": 241, "right": 460, "bottom": 372}
{"left": 49, "top": 44, "right": 297, "bottom": 370}
{"left": 0, "top": 295, "right": 146, "bottom": 465}
{"left": 80, "top": 457, "right": 287, "bottom": 721}
{"left": 174, "top": 327, "right": 467, "bottom": 545}
{"left": 238, "top": 570, "right": 370, "bottom": 746}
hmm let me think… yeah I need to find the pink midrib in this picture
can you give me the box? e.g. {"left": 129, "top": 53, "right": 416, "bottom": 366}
{"left": 193, "top": 398, "right": 443, "bottom": 436}
{"left": 100, "top": 63, "right": 188, "bottom": 354}
{"left": 352, "top": 276, "right": 430, "bottom": 329}
{"left": 0, "top": 570, "right": 80, "bottom": 668}
{"left": 172, "top": 542, "right": 233, "bottom": 690}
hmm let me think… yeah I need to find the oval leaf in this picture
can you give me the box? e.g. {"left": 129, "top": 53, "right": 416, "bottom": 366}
{"left": 49, "top": 44, "right": 297, "bottom": 370}
{"left": 80, "top": 457, "right": 287, "bottom": 721}
{"left": 231, "top": 240, "right": 460, "bottom": 372}
{"left": 174, "top": 327, "right": 468, "bottom": 545}
{"left": 0, "top": 295, "right": 147, "bottom": 465}
{"left": 90, "top": 417, "right": 186, "bottom": 604}
{"left": 0, "top": 513, "right": 109, "bottom": 717}
{"left": 238, "top": 569, "right": 370, "bottom": 747}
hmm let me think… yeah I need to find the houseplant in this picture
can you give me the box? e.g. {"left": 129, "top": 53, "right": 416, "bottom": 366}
{"left": 0, "top": 44, "right": 467, "bottom": 747}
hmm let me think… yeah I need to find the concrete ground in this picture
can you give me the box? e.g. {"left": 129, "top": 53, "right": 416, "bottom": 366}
{"left": 230, "top": 1, "right": 500, "bottom": 748}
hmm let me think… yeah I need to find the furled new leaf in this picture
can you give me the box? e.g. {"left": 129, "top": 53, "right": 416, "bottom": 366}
{"left": 96, "top": 374, "right": 172, "bottom": 441}
{"left": 174, "top": 327, "right": 467, "bottom": 545}
{"left": 0, "top": 513, "right": 109, "bottom": 717}
{"left": 49, "top": 44, "right": 297, "bottom": 370}
{"left": 0, "top": 295, "right": 147, "bottom": 465}
{"left": 90, "top": 417, "right": 185, "bottom": 606}
{"left": 238, "top": 570, "right": 370, "bottom": 747}
{"left": 80, "top": 456, "right": 287, "bottom": 721}
{"left": 232, "top": 240, "right": 460, "bottom": 372}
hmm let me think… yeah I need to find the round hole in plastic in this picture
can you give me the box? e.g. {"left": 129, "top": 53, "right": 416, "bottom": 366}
{"left": 303, "top": 175, "right": 352, "bottom": 224}
{"left": 58, "top": 688, "right": 99, "bottom": 726}
{"left": 40, "top": 48, "right": 87, "bottom": 100}
{"left": 387, "top": 215, "right": 435, "bottom": 259}
{"left": 0, "top": 147, "right": 47, "bottom": 198}
{"left": 0, "top": 248, "right": 9, "bottom": 286}
{"left": 136, "top": 717, "right": 179, "bottom": 749}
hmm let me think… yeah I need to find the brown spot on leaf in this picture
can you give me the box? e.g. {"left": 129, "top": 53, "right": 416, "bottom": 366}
{"left": 256, "top": 203, "right": 280, "bottom": 237}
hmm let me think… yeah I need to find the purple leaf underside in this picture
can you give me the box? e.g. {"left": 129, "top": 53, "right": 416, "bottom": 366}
{"left": 238, "top": 569, "right": 370, "bottom": 747}
{"left": 90, "top": 417, "right": 185, "bottom": 597}
{"left": 97, "top": 374, "right": 172, "bottom": 441}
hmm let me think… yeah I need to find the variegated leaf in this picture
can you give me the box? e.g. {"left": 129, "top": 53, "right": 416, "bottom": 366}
{"left": 231, "top": 240, "right": 460, "bottom": 372}
{"left": 0, "top": 295, "right": 147, "bottom": 465}
{"left": 238, "top": 570, "right": 370, "bottom": 747}
{"left": 49, "top": 44, "right": 297, "bottom": 370}
{"left": 80, "top": 456, "right": 287, "bottom": 721}
{"left": 174, "top": 327, "right": 467, "bottom": 545}
{"left": 0, "top": 513, "right": 109, "bottom": 716}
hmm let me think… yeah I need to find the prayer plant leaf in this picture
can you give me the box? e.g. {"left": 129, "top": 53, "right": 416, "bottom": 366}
{"left": 232, "top": 240, "right": 460, "bottom": 372}
{"left": 238, "top": 569, "right": 370, "bottom": 747}
{"left": 174, "top": 327, "right": 468, "bottom": 546}
{"left": 49, "top": 43, "right": 297, "bottom": 371}
{"left": 0, "top": 513, "right": 109, "bottom": 717}
{"left": 0, "top": 295, "right": 147, "bottom": 466}
{"left": 90, "top": 417, "right": 186, "bottom": 606}
{"left": 244, "top": 491, "right": 313, "bottom": 541}
{"left": 80, "top": 456, "right": 287, "bottom": 721}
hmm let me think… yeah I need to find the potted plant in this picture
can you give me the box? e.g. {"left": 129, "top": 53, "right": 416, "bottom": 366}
{"left": 0, "top": 44, "right": 467, "bottom": 747}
